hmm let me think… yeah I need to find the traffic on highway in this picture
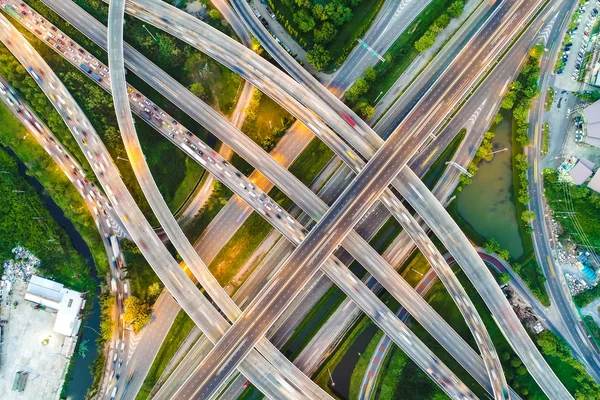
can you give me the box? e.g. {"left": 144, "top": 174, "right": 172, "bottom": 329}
{"left": 0, "top": 0, "right": 598, "bottom": 398}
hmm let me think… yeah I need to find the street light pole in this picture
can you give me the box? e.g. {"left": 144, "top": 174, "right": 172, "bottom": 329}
{"left": 327, "top": 368, "right": 335, "bottom": 387}
{"left": 142, "top": 24, "right": 158, "bottom": 42}
{"left": 485, "top": 147, "right": 508, "bottom": 156}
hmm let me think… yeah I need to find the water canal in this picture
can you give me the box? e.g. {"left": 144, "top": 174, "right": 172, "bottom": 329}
{"left": 3, "top": 145, "right": 102, "bottom": 399}
{"left": 455, "top": 118, "right": 524, "bottom": 258}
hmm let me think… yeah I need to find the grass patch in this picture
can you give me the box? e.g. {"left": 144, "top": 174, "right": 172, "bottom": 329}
{"left": 182, "top": 180, "right": 233, "bottom": 243}
{"left": 268, "top": 0, "right": 386, "bottom": 70}
{"left": 241, "top": 89, "right": 294, "bottom": 151}
{"left": 364, "top": 0, "right": 457, "bottom": 103}
{"left": 208, "top": 211, "right": 273, "bottom": 286}
{"left": 582, "top": 316, "right": 600, "bottom": 350}
{"left": 136, "top": 309, "right": 196, "bottom": 400}
{"left": 169, "top": 157, "right": 205, "bottom": 213}
{"left": 422, "top": 129, "right": 465, "bottom": 189}
{"left": 545, "top": 87, "right": 555, "bottom": 111}
{"left": 0, "top": 102, "right": 107, "bottom": 281}
{"left": 288, "top": 137, "right": 336, "bottom": 185}
{"left": 399, "top": 250, "right": 431, "bottom": 287}
{"left": 373, "top": 345, "right": 409, "bottom": 399}
{"left": 281, "top": 285, "right": 347, "bottom": 359}
{"left": 0, "top": 145, "right": 95, "bottom": 291}
{"left": 348, "top": 329, "right": 384, "bottom": 398}
{"left": 542, "top": 122, "right": 549, "bottom": 156}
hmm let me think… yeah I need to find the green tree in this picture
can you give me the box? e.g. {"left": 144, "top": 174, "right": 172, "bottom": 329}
{"left": 344, "top": 78, "right": 370, "bottom": 104}
{"left": 360, "top": 104, "right": 375, "bottom": 120}
{"left": 497, "top": 249, "right": 510, "bottom": 261}
{"left": 306, "top": 44, "right": 332, "bottom": 70}
{"left": 363, "top": 67, "right": 377, "bottom": 83}
{"left": 147, "top": 282, "right": 162, "bottom": 302}
{"left": 294, "top": 9, "right": 316, "bottom": 33}
{"left": 325, "top": 0, "right": 353, "bottom": 26}
{"left": 415, "top": 30, "right": 437, "bottom": 52}
{"left": 484, "top": 238, "right": 501, "bottom": 254}
{"left": 251, "top": 37, "right": 264, "bottom": 55}
{"left": 123, "top": 296, "right": 152, "bottom": 333}
{"left": 498, "top": 272, "right": 511, "bottom": 285}
{"left": 312, "top": 4, "right": 327, "bottom": 20}
{"left": 208, "top": 9, "right": 221, "bottom": 20}
{"left": 189, "top": 82, "right": 206, "bottom": 99}
{"left": 295, "top": 0, "right": 312, "bottom": 7}
{"left": 313, "top": 22, "right": 337, "bottom": 44}
{"left": 521, "top": 210, "right": 536, "bottom": 224}
{"left": 447, "top": 0, "right": 465, "bottom": 18}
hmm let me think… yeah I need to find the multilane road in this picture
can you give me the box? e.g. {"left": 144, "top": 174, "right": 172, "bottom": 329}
{"left": 15, "top": 2, "right": 478, "bottom": 396}
{"left": 173, "top": 0, "right": 553, "bottom": 397}
{"left": 0, "top": 15, "right": 328, "bottom": 400}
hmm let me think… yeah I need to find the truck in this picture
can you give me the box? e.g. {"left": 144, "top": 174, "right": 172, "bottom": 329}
{"left": 4, "top": 5, "right": 22, "bottom": 20}
{"left": 110, "top": 235, "right": 120, "bottom": 259}
{"left": 90, "top": 72, "right": 102, "bottom": 82}
{"left": 79, "top": 63, "right": 92, "bottom": 74}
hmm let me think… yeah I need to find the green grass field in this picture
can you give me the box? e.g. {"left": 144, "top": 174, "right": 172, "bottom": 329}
{"left": 135, "top": 310, "right": 196, "bottom": 400}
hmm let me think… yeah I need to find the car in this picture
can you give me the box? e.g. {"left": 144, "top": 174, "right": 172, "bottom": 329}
{"left": 110, "top": 387, "right": 117, "bottom": 400}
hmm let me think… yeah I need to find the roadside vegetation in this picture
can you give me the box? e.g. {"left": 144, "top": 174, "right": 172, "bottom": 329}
{"left": 202, "top": 137, "right": 334, "bottom": 285}
{"left": 182, "top": 180, "right": 233, "bottom": 243}
{"left": 582, "top": 315, "right": 600, "bottom": 348}
{"left": 457, "top": 44, "right": 550, "bottom": 306}
{"left": 0, "top": 111, "right": 101, "bottom": 289}
{"left": 544, "top": 169, "right": 600, "bottom": 249}
{"left": 241, "top": 89, "right": 295, "bottom": 151}
{"left": 121, "top": 240, "right": 163, "bottom": 303}
{"left": 422, "top": 129, "right": 465, "bottom": 189}
{"left": 136, "top": 310, "right": 196, "bottom": 400}
{"left": 574, "top": 283, "right": 600, "bottom": 308}
{"left": 373, "top": 270, "right": 597, "bottom": 399}
{"left": 542, "top": 123, "right": 549, "bottom": 156}
{"left": 71, "top": 0, "right": 243, "bottom": 115}
{"left": 269, "top": 0, "right": 386, "bottom": 71}
{"left": 87, "top": 292, "right": 115, "bottom": 398}
{"left": 362, "top": 0, "right": 467, "bottom": 105}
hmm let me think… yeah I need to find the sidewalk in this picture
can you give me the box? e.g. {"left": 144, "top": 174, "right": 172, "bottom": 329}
{"left": 372, "top": 0, "right": 484, "bottom": 120}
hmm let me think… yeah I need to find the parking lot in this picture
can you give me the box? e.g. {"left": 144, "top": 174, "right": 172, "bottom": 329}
{"left": 555, "top": 1, "right": 599, "bottom": 89}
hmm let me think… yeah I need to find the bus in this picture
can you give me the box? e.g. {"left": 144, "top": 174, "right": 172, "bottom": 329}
{"left": 3, "top": 5, "right": 22, "bottom": 20}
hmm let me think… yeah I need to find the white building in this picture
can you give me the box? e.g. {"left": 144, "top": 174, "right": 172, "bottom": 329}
{"left": 24, "top": 275, "right": 84, "bottom": 337}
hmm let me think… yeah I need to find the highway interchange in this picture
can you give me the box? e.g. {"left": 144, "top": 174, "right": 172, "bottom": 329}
{"left": 0, "top": 0, "right": 598, "bottom": 398}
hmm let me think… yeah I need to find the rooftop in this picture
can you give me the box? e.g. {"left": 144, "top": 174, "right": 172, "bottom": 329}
{"left": 568, "top": 160, "right": 593, "bottom": 185}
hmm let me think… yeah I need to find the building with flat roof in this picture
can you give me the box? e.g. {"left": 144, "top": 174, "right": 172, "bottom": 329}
{"left": 584, "top": 100, "right": 600, "bottom": 146}
{"left": 568, "top": 160, "right": 593, "bottom": 184}
{"left": 588, "top": 169, "right": 600, "bottom": 193}
{"left": 24, "top": 275, "right": 84, "bottom": 337}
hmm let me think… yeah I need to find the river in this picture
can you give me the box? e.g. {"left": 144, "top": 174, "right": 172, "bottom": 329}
{"left": 3, "top": 145, "right": 102, "bottom": 399}
{"left": 455, "top": 118, "right": 525, "bottom": 258}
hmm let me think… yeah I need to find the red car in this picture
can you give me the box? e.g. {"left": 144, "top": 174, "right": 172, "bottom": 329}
{"left": 340, "top": 111, "right": 356, "bottom": 127}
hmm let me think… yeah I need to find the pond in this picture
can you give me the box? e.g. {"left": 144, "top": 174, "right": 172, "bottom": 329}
{"left": 455, "top": 118, "right": 525, "bottom": 259}
{"left": 3, "top": 145, "right": 102, "bottom": 399}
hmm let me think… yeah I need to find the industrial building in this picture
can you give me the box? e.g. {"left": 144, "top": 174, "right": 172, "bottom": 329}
{"left": 24, "top": 275, "right": 84, "bottom": 337}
